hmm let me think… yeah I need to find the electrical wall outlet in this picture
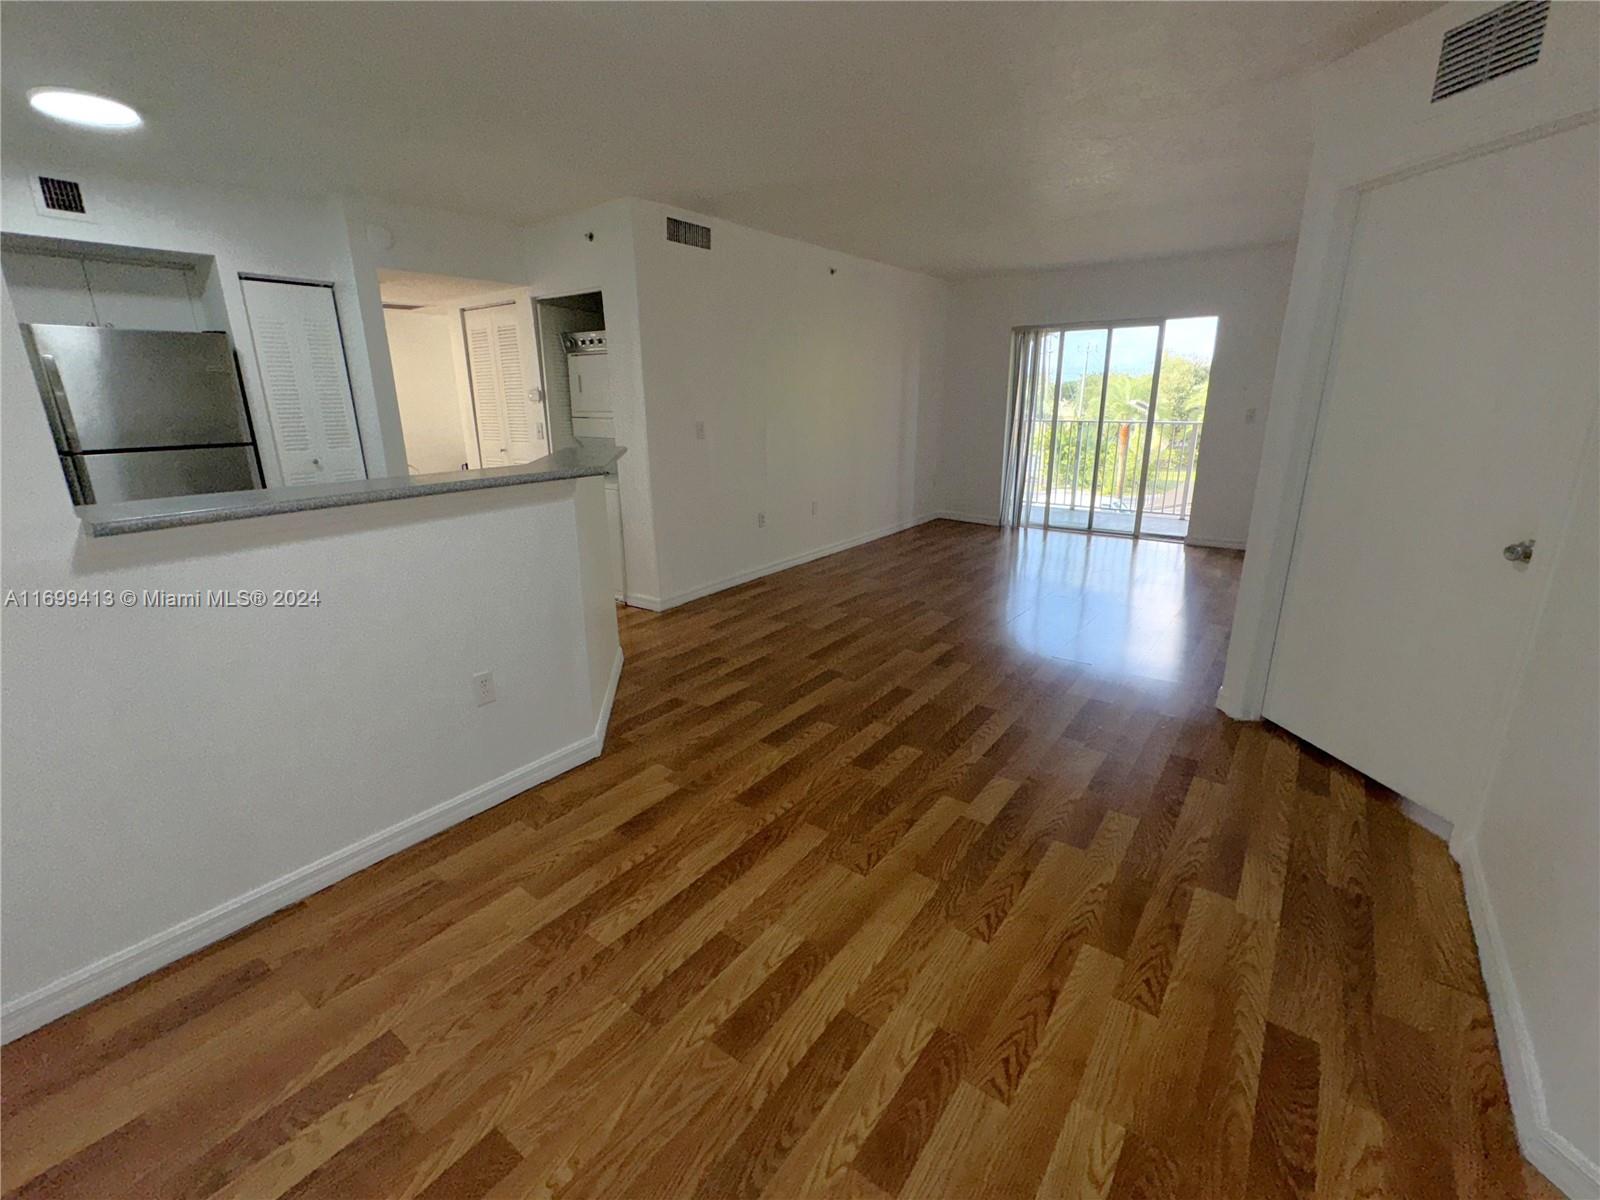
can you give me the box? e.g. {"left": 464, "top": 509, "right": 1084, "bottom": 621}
{"left": 757, "top": 511, "right": 766, "bottom": 528}
{"left": 1245, "top": 407, "right": 1258, "bottom": 424}
{"left": 810, "top": 500, "right": 818, "bottom": 516}
{"left": 694, "top": 421, "right": 706, "bottom": 440}
{"left": 473, "top": 671, "right": 497, "bottom": 706}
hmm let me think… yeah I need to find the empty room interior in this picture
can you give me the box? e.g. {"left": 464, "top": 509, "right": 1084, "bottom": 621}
{"left": 1, "top": 3, "right": 1597, "bottom": 1198}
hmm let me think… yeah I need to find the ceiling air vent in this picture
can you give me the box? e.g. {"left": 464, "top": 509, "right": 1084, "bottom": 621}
{"left": 666, "top": 217, "right": 711, "bottom": 250}
{"left": 1432, "top": 0, "right": 1549, "bottom": 102}
{"left": 37, "top": 176, "right": 87, "bottom": 214}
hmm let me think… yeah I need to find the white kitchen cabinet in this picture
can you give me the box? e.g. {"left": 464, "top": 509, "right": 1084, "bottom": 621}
{"left": 569, "top": 351, "right": 613, "bottom": 417}
{"left": 1, "top": 250, "right": 97, "bottom": 324}
{"left": 240, "top": 278, "right": 366, "bottom": 485}
{"left": 1, "top": 249, "right": 203, "bottom": 330}
{"left": 82, "top": 260, "right": 202, "bottom": 331}
{"left": 465, "top": 304, "right": 544, "bottom": 465}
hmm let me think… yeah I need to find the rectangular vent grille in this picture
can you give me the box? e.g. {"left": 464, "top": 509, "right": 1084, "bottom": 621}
{"left": 1432, "top": 0, "right": 1549, "bottom": 102}
{"left": 666, "top": 217, "right": 711, "bottom": 250}
{"left": 38, "top": 176, "right": 86, "bottom": 214}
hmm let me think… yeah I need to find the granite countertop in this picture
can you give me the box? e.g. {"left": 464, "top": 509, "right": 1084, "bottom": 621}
{"left": 77, "top": 443, "right": 626, "bottom": 537}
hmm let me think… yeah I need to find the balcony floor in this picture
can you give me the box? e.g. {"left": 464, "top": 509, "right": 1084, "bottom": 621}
{"left": 1020, "top": 502, "right": 1191, "bottom": 540}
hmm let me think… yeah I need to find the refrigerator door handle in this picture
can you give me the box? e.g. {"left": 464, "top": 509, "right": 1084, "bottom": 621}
{"left": 37, "top": 354, "right": 81, "bottom": 453}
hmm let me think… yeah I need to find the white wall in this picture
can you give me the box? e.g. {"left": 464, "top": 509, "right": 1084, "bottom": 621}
{"left": 352, "top": 196, "right": 525, "bottom": 287}
{"left": 1464, "top": 419, "right": 1599, "bottom": 1194}
{"left": 525, "top": 200, "right": 663, "bottom": 605}
{"left": 0, "top": 281, "right": 621, "bottom": 1037}
{"left": 0, "top": 164, "right": 406, "bottom": 482}
{"left": 1215, "top": 5, "right": 1600, "bottom": 1193}
{"left": 936, "top": 243, "right": 1295, "bottom": 545}
{"left": 628, "top": 198, "right": 951, "bottom": 607}
{"left": 384, "top": 308, "right": 469, "bottom": 474}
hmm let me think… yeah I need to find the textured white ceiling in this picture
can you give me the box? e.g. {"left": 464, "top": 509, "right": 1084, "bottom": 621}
{"left": 1, "top": 2, "right": 1426, "bottom": 277}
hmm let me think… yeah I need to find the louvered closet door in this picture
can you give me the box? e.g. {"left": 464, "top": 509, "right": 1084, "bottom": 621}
{"left": 465, "top": 304, "right": 544, "bottom": 466}
{"left": 240, "top": 278, "right": 366, "bottom": 484}
{"left": 493, "top": 311, "right": 541, "bottom": 461}
{"left": 464, "top": 308, "right": 508, "bottom": 466}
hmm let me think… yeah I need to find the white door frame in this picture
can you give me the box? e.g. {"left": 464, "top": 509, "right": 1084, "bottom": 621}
{"left": 1218, "top": 14, "right": 1599, "bottom": 730}
{"left": 531, "top": 286, "right": 606, "bottom": 439}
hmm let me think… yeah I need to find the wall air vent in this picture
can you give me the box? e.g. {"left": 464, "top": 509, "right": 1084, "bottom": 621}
{"left": 37, "top": 176, "right": 87, "bottom": 214}
{"left": 1432, "top": 0, "right": 1549, "bottom": 102}
{"left": 666, "top": 217, "right": 711, "bottom": 250}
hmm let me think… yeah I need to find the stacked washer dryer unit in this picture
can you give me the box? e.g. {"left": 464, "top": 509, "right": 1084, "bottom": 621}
{"left": 564, "top": 330, "right": 613, "bottom": 439}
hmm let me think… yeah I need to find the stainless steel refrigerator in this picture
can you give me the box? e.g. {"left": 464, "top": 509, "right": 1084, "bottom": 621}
{"left": 22, "top": 324, "right": 264, "bottom": 505}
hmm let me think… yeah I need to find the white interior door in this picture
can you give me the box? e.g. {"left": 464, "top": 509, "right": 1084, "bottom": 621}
{"left": 240, "top": 278, "right": 367, "bottom": 485}
{"left": 1265, "top": 123, "right": 1599, "bottom": 825}
{"left": 465, "top": 304, "right": 545, "bottom": 466}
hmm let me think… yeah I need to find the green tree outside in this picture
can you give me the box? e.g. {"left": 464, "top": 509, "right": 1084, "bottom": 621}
{"left": 1026, "top": 353, "right": 1210, "bottom": 512}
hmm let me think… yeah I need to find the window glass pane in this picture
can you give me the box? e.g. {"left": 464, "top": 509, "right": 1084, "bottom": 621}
{"left": 1022, "top": 332, "right": 1060, "bottom": 527}
{"left": 1090, "top": 325, "right": 1159, "bottom": 533}
{"left": 1044, "top": 328, "right": 1105, "bottom": 529}
{"left": 1144, "top": 316, "right": 1218, "bottom": 538}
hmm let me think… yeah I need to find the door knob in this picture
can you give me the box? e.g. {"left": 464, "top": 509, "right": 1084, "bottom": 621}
{"left": 1503, "top": 539, "right": 1535, "bottom": 563}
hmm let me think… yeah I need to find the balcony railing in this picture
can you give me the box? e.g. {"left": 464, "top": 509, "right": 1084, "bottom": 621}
{"left": 1023, "top": 417, "right": 1203, "bottom": 534}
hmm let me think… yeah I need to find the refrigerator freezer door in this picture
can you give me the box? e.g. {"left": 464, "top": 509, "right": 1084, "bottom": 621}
{"left": 70, "top": 447, "right": 262, "bottom": 505}
{"left": 23, "top": 325, "right": 253, "bottom": 451}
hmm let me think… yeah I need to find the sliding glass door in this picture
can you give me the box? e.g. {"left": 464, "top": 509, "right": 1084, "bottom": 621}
{"left": 1018, "top": 327, "right": 1106, "bottom": 530}
{"left": 1003, "top": 316, "right": 1217, "bottom": 539}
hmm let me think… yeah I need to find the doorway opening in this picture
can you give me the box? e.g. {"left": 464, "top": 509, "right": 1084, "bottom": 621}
{"left": 1001, "top": 316, "right": 1218, "bottom": 539}
{"left": 533, "top": 292, "right": 608, "bottom": 449}
{"left": 377, "top": 270, "right": 549, "bottom": 475}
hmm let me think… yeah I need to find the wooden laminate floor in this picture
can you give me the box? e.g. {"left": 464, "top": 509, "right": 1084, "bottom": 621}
{"left": 2, "top": 521, "right": 1547, "bottom": 1200}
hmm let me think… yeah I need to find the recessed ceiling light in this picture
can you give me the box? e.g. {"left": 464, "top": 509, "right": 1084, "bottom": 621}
{"left": 27, "top": 88, "right": 142, "bottom": 130}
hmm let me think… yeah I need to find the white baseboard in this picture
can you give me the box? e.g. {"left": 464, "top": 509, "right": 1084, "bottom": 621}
{"left": 1214, "top": 684, "right": 1260, "bottom": 721}
{"left": 1399, "top": 795, "right": 1454, "bottom": 842}
{"left": 623, "top": 512, "right": 1000, "bottom": 612}
{"left": 926, "top": 509, "right": 1001, "bottom": 526}
{"left": 1455, "top": 834, "right": 1600, "bottom": 1199}
{"left": 650, "top": 513, "right": 942, "bottom": 610}
{"left": 1184, "top": 533, "right": 1248, "bottom": 551}
{"left": 593, "top": 645, "right": 624, "bottom": 752}
{"left": 0, "top": 647, "right": 627, "bottom": 1045}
